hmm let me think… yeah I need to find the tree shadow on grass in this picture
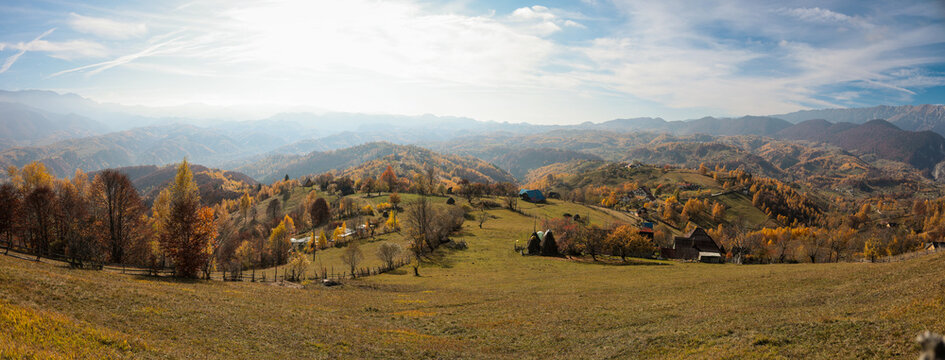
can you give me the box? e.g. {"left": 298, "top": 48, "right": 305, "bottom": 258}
{"left": 131, "top": 274, "right": 202, "bottom": 284}
{"left": 565, "top": 257, "right": 671, "bottom": 266}
{"left": 420, "top": 242, "right": 469, "bottom": 269}
{"left": 385, "top": 269, "right": 409, "bottom": 275}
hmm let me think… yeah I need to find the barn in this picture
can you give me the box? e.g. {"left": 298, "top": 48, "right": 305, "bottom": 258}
{"left": 519, "top": 189, "right": 546, "bottom": 203}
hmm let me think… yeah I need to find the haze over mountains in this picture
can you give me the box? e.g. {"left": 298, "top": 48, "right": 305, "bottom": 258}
{"left": 2, "top": 90, "right": 945, "bottom": 185}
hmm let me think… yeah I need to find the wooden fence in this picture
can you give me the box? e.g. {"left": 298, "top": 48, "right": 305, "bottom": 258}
{"left": 1, "top": 243, "right": 412, "bottom": 284}
{"left": 872, "top": 246, "right": 942, "bottom": 263}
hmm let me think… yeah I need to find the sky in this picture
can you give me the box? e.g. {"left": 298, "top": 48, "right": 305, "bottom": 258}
{"left": 0, "top": 0, "right": 943, "bottom": 124}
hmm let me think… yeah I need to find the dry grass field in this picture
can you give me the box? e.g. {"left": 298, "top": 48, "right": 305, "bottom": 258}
{"left": 2, "top": 201, "right": 944, "bottom": 359}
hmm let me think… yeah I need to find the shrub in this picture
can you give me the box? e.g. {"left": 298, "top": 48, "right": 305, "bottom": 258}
{"left": 286, "top": 252, "right": 310, "bottom": 281}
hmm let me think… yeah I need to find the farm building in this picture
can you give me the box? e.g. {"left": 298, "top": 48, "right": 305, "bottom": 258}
{"left": 639, "top": 222, "right": 654, "bottom": 239}
{"left": 926, "top": 242, "right": 945, "bottom": 251}
{"left": 662, "top": 227, "right": 725, "bottom": 263}
{"left": 519, "top": 189, "right": 546, "bottom": 203}
{"left": 290, "top": 236, "right": 311, "bottom": 251}
{"left": 632, "top": 186, "right": 656, "bottom": 201}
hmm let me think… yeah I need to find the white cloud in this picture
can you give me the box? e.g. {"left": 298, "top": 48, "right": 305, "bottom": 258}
{"left": 67, "top": 13, "right": 147, "bottom": 39}
{"left": 783, "top": 7, "right": 874, "bottom": 29}
{"left": 563, "top": 20, "right": 585, "bottom": 29}
{"left": 15, "top": 0, "right": 945, "bottom": 123}
{"left": 509, "top": 5, "right": 584, "bottom": 35}
{"left": 511, "top": 6, "right": 556, "bottom": 21}
{"left": 223, "top": 1, "right": 557, "bottom": 87}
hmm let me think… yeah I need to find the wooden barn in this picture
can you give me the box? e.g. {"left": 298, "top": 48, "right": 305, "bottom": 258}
{"left": 663, "top": 227, "right": 725, "bottom": 263}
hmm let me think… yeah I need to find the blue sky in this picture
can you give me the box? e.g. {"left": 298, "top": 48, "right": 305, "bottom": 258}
{"left": 0, "top": 0, "right": 943, "bottom": 124}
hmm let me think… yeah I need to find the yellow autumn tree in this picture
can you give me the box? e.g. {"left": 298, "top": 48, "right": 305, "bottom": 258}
{"left": 863, "top": 237, "right": 882, "bottom": 262}
{"left": 386, "top": 210, "right": 400, "bottom": 231}
{"left": 318, "top": 229, "right": 329, "bottom": 249}
{"left": 711, "top": 202, "right": 726, "bottom": 222}
{"left": 239, "top": 193, "right": 252, "bottom": 223}
{"left": 154, "top": 159, "right": 218, "bottom": 278}
{"left": 332, "top": 222, "right": 346, "bottom": 243}
{"left": 283, "top": 214, "right": 296, "bottom": 235}
{"left": 600, "top": 191, "right": 618, "bottom": 208}
{"left": 269, "top": 219, "right": 291, "bottom": 265}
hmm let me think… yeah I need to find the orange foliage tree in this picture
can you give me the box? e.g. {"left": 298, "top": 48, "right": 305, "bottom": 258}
{"left": 155, "top": 160, "right": 219, "bottom": 278}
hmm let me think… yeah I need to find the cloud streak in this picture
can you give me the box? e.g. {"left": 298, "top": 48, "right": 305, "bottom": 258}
{"left": 0, "top": 28, "right": 55, "bottom": 73}
{"left": 48, "top": 36, "right": 181, "bottom": 78}
{"left": 0, "top": 0, "right": 943, "bottom": 123}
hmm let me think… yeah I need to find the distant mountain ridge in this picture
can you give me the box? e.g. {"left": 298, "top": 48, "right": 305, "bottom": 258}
{"left": 0, "top": 102, "right": 107, "bottom": 148}
{"left": 776, "top": 119, "right": 945, "bottom": 173}
{"left": 0, "top": 124, "right": 259, "bottom": 178}
{"left": 773, "top": 104, "right": 945, "bottom": 136}
{"left": 2, "top": 89, "right": 944, "bottom": 185}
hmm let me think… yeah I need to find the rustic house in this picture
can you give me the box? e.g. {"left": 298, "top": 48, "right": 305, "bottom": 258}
{"left": 639, "top": 222, "right": 654, "bottom": 239}
{"left": 290, "top": 236, "right": 311, "bottom": 251}
{"left": 662, "top": 228, "right": 725, "bottom": 263}
{"left": 519, "top": 189, "right": 546, "bottom": 203}
{"left": 632, "top": 186, "right": 656, "bottom": 201}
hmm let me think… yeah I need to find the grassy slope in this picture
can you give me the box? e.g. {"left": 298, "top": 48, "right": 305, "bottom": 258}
{"left": 2, "top": 200, "right": 945, "bottom": 358}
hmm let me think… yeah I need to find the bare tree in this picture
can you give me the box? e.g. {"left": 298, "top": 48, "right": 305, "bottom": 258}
{"left": 404, "top": 196, "right": 435, "bottom": 254}
{"left": 91, "top": 170, "right": 143, "bottom": 264}
{"left": 376, "top": 242, "right": 402, "bottom": 270}
{"left": 424, "top": 163, "right": 436, "bottom": 194}
{"left": 0, "top": 184, "right": 20, "bottom": 254}
{"left": 340, "top": 242, "right": 364, "bottom": 277}
{"left": 266, "top": 198, "right": 282, "bottom": 221}
{"left": 478, "top": 206, "right": 488, "bottom": 229}
{"left": 55, "top": 179, "right": 99, "bottom": 268}
{"left": 25, "top": 186, "right": 55, "bottom": 260}
{"left": 582, "top": 225, "right": 607, "bottom": 261}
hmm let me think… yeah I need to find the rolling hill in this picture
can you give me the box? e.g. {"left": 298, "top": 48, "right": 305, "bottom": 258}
{"left": 237, "top": 142, "right": 515, "bottom": 184}
{"left": 335, "top": 144, "right": 516, "bottom": 185}
{"left": 625, "top": 141, "right": 786, "bottom": 179}
{"left": 92, "top": 164, "right": 257, "bottom": 206}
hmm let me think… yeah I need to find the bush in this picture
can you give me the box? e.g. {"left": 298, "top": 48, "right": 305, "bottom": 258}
{"left": 286, "top": 252, "right": 310, "bottom": 281}
{"left": 480, "top": 199, "right": 501, "bottom": 209}
{"left": 444, "top": 240, "right": 468, "bottom": 250}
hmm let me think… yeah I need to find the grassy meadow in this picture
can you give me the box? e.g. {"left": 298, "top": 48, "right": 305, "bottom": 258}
{"left": 2, "top": 198, "right": 945, "bottom": 359}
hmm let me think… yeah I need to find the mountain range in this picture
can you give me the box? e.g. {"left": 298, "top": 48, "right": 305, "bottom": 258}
{"left": 1, "top": 90, "right": 944, "bottom": 185}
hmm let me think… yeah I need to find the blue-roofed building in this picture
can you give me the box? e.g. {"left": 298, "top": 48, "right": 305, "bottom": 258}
{"left": 519, "top": 189, "right": 546, "bottom": 203}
